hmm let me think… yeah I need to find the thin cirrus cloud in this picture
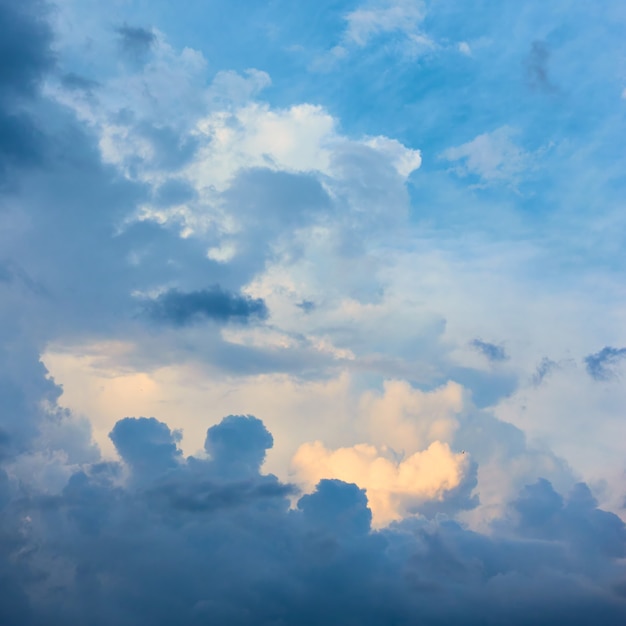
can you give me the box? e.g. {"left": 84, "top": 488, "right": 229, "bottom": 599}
{"left": 2, "top": 0, "right": 626, "bottom": 623}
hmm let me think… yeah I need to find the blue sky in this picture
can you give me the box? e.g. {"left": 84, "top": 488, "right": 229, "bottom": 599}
{"left": 1, "top": 0, "right": 626, "bottom": 623}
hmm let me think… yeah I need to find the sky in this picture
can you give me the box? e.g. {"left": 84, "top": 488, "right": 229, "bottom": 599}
{"left": 1, "top": 0, "right": 626, "bottom": 623}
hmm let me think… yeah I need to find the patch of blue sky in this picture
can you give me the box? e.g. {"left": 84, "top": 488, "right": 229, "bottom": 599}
{"left": 52, "top": 0, "right": 626, "bottom": 284}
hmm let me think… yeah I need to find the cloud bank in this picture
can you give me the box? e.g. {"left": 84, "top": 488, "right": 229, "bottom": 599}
{"left": 1, "top": 414, "right": 625, "bottom": 625}
{"left": 2, "top": 0, "right": 626, "bottom": 622}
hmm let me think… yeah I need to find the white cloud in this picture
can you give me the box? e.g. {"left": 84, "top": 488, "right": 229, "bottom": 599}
{"left": 458, "top": 41, "right": 472, "bottom": 56}
{"left": 345, "top": 0, "right": 427, "bottom": 47}
{"left": 440, "top": 126, "right": 530, "bottom": 186}
{"left": 362, "top": 380, "right": 465, "bottom": 454}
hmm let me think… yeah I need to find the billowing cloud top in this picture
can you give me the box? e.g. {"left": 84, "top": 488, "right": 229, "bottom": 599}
{"left": 1, "top": 0, "right": 626, "bottom": 623}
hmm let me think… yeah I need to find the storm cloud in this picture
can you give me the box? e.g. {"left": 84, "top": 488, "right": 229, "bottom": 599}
{"left": 0, "top": 414, "right": 625, "bottom": 625}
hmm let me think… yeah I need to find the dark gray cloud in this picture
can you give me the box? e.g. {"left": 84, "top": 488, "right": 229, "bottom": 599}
{"left": 584, "top": 346, "right": 626, "bottom": 381}
{"left": 0, "top": 0, "right": 54, "bottom": 178}
{"left": 0, "top": 110, "right": 46, "bottom": 173}
{"left": 116, "top": 24, "right": 156, "bottom": 58}
{"left": 0, "top": 0, "right": 54, "bottom": 98}
{"left": 204, "top": 415, "right": 274, "bottom": 479}
{"left": 470, "top": 338, "right": 508, "bottom": 362}
{"left": 149, "top": 477, "right": 296, "bottom": 513}
{"left": 144, "top": 286, "right": 269, "bottom": 326}
{"left": 0, "top": 414, "right": 624, "bottom": 625}
{"left": 110, "top": 417, "right": 183, "bottom": 480}
{"left": 298, "top": 478, "right": 372, "bottom": 536}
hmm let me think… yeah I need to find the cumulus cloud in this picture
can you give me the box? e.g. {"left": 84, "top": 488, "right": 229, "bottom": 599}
{"left": 109, "top": 416, "right": 182, "bottom": 478}
{"left": 292, "top": 439, "right": 473, "bottom": 527}
{"left": 1, "top": 414, "right": 625, "bottom": 624}
{"left": 2, "top": 0, "right": 626, "bottom": 622}
{"left": 204, "top": 414, "right": 274, "bottom": 479}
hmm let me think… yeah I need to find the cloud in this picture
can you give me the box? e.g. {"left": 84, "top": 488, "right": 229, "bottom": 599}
{"left": 292, "top": 439, "right": 473, "bottom": 527}
{"left": 1, "top": 1, "right": 626, "bottom": 621}
{"left": 1, "top": 414, "right": 625, "bottom": 625}
{"left": 531, "top": 357, "right": 558, "bottom": 386}
{"left": 344, "top": 0, "right": 427, "bottom": 47}
{"left": 109, "top": 417, "right": 183, "bottom": 479}
{"left": 525, "top": 40, "right": 557, "bottom": 93}
{"left": 143, "top": 286, "right": 269, "bottom": 326}
{"left": 296, "top": 299, "right": 316, "bottom": 313}
{"left": 0, "top": 0, "right": 54, "bottom": 177}
{"left": 0, "top": 0, "right": 54, "bottom": 98}
{"left": 298, "top": 478, "right": 372, "bottom": 535}
{"left": 115, "top": 24, "right": 156, "bottom": 59}
{"left": 440, "top": 126, "right": 529, "bottom": 187}
{"left": 584, "top": 346, "right": 626, "bottom": 381}
{"left": 204, "top": 414, "right": 274, "bottom": 479}
{"left": 470, "top": 338, "right": 508, "bottom": 363}
{"left": 60, "top": 73, "right": 100, "bottom": 93}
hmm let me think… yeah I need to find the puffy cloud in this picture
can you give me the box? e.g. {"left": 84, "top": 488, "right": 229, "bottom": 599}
{"left": 298, "top": 478, "right": 372, "bottom": 535}
{"left": 2, "top": 0, "right": 626, "bottom": 621}
{"left": 292, "top": 439, "right": 472, "bottom": 527}
{"left": 440, "top": 126, "right": 530, "bottom": 187}
{"left": 0, "top": 414, "right": 625, "bottom": 625}
{"left": 109, "top": 417, "right": 182, "bottom": 479}
{"left": 204, "top": 414, "right": 274, "bottom": 479}
{"left": 363, "top": 380, "right": 465, "bottom": 455}
{"left": 344, "top": 0, "right": 428, "bottom": 47}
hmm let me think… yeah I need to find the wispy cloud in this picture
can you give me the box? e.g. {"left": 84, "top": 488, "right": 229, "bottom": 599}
{"left": 585, "top": 346, "right": 626, "bottom": 381}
